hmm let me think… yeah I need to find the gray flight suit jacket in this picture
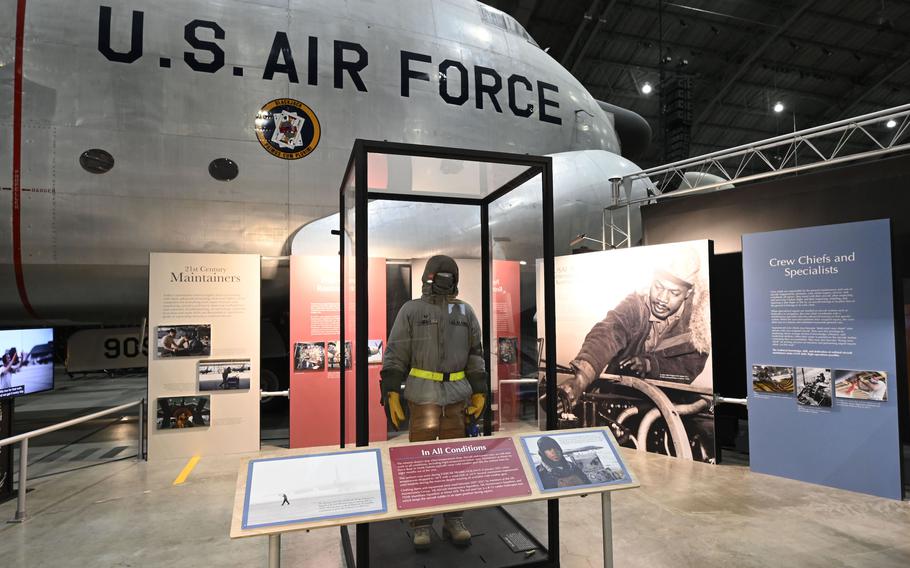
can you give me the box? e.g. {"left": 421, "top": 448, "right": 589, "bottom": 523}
{"left": 380, "top": 293, "right": 487, "bottom": 405}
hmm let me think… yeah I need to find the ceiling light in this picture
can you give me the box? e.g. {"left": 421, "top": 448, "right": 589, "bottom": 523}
{"left": 641, "top": 82, "right": 653, "bottom": 95}
{"left": 886, "top": 119, "right": 897, "bottom": 128}
{"left": 773, "top": 101, "right": 784, "bottom": 113}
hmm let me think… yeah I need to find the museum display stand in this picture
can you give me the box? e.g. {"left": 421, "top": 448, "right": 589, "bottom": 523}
{"left": 340, "top": 140, "right": 559, "bottom": 568}
{"left": 229, "top": 141, "right": 640, "bottom": 568}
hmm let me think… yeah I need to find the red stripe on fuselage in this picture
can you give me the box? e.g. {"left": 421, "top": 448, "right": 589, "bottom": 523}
{"left": 12, "top": 0, "right": 40, "bottom": 319}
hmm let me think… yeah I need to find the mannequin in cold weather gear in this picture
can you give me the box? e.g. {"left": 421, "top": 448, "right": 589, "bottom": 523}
{"left": 381, "top": 255, "right": 488, "bottom": 550}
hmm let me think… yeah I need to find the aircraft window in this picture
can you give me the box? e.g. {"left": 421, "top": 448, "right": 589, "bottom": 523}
{"left": 478, "top": 5, "right": 540, "bottom": 48}
{"left": 79, "top": 149, "right": 115, "bottom": 174}
{"left": 208, "top": 158, "right": 239, "bottom": 182}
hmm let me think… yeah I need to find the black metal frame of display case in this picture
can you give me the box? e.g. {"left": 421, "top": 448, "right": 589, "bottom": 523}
{"left": 337, "top": 140, "right": 559, "bottom": 568}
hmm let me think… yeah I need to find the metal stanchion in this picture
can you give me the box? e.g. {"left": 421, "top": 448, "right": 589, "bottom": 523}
{"left": 269, "top": 534, "right": 281, "bottom": 568}
{"left": 137, "top": 399, "right": 145, "bottom": 461}
{"left": 13, "top": 438, "right": 28, "bottom": 522}
{"left": 0, "top": 399, "right": 144, "bottom": 523}
{"left": 601, "top": 492, "right": 613, "bottom": 568}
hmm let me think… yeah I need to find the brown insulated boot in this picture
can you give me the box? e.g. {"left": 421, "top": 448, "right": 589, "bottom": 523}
{"left": 442, "top": 517, "right": 471, "bottom": 546}
{"left": 412, "top": 526, "right": 432, "bottom": 550}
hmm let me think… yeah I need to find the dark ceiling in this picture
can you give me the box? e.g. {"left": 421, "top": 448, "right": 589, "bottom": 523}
{"left": 485, "top": 0, "right": 910, "bottom": 168}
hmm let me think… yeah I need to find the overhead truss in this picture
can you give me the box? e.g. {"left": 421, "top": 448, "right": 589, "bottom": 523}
{"left": 618, "top": 103, "right": 910, "bottom": 206}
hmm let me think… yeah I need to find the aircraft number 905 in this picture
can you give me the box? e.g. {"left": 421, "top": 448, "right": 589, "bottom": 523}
{"left": 104, "top": 336, "right": 148, "bottom": 359}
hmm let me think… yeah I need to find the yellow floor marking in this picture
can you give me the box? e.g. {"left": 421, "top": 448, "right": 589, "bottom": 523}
{"left": 173, "top": 455, "right": 201, "bottom": 485}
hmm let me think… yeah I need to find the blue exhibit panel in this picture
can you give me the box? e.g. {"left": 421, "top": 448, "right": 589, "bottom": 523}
{"left": 742, "top": 219, "right": 902, "bottom": 500}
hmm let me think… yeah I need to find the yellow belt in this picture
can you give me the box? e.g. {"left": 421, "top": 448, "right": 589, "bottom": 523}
{"left": 410, "top": 368, "right": 466, "bottom": 382}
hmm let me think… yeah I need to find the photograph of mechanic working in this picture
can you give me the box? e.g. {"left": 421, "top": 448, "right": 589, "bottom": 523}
{"left": 293, "top": 341, "right": 325, "bottom": 371}
{"left": 156, "top": 396, "right": 211, "bottom": 429}
{"left": 752, "top": 365, "right": 795, "bottom": 394}
{"left": 795, "top": 367, "right": 833, "bottom": 407}
{"left": 834, "top": 370, "right": 888, "bottom": 402}
{"left": 198, "top": 359, "right": 251, "bottom": 391}
{"left": 155, "top": 325, "right": 211, "bottom": 358}
{"left": 549, "top": 241, "right": 716, "bottom": 463}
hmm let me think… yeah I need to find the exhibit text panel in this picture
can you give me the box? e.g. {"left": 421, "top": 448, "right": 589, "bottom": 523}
{"left": 389, "top": 438, "right": 530, "bottom": 510}
{"left": 743, "top": 220, "right": 902, "bottom": 500}
{"left": 147, "top": 253, "right": 261, "bottom": 460}
{"left": 230, "top": 427, "right": 638, "bottom": 538}
{"left": 289, "top": 255, "right": 387, "bottom": 447}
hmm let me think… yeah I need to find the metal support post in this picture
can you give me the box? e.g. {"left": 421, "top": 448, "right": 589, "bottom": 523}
{"left": 622, "top": 178, "right": 633, "bottom": 249}
{"left": 625, "top": 204, "right": 631, "bottom": 248}
{"left": 137, "top": 399, "right": 145, "bottom": 461}
{"left": 601, "top": 492, "right": 613, "bottom": 568}
{"left": 609, "top": 176, "right": 621, "bottom": 250}
{"left": 13, "top": 438, "right": 27, "bottom": 522}
{"left": 269, "top": 534, "right": 281, "bottom": 568}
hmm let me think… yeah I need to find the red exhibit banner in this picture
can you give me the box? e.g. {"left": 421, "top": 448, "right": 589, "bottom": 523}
{"left": 493, "top": 260, "right": 522, "bottom": 425}
{"left": 289, "top": 256, "right": 387, "bottom": 448}
{"left": 389, "top": 437, "right": 531, "bottom": 510}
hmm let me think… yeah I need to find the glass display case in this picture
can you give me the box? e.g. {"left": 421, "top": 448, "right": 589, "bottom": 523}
{"left": 339, "top": 140, "right": 558, "bottom": 567}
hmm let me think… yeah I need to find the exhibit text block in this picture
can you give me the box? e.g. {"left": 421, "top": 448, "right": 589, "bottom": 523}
{"left": 390, "top": 438, "right": 531, "bottom": 510}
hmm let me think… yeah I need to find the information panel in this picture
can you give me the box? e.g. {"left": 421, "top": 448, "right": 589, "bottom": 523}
{"left": 288, "top": 256, "right": 387, "bottom": 448}
{"left": 389, "top": 438, "right": 530, "bottom": 510}
{"left": 743, "top": 219, "right": 903, "bottom": 499}
{"left": 242, "top": 449, "right": 386, "bottom": 529}
{"left": 148, "top": 253, "right": 261, "bottom": 461}
{"left": 231, "top": 426, "right": 639, "bottom": 539}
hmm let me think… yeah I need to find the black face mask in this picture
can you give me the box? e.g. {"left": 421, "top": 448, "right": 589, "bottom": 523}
{"left": 430, "top": 272, "right": 456, "bottom": 296}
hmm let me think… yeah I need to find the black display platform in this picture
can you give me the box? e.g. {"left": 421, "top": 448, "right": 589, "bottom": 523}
{"left": 342, "top": 507, "right": 552, "bottom": 568}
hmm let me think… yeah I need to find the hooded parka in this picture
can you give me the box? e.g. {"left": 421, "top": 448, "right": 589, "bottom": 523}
{"left": 380, "top": 256, "right": 488, "bottom": 405}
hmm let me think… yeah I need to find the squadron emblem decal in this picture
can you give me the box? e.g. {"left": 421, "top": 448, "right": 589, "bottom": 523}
{"left": 255, "top": 98, "right": 321, "bottom": 160}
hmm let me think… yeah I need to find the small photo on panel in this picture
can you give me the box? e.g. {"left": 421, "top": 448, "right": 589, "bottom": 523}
{"left": 751, "top": 365, "right": 794, "bottom": 394}
{"left": 834, "top": 370, "right": 888, "bottom": 401}
{"left": 156, "top": 325, "right": 211, "bottom": 358}
{"left": 795, "top": 367, "right": 832, "bottom": 407}
{"left": 294, "top": 342, "right": 325, "bottom": 371}
{"left": 198, "top": 359, "right": 251, "bottom": 391}
{"left": 156, "top": 396, "right": 211, "bottom": 429}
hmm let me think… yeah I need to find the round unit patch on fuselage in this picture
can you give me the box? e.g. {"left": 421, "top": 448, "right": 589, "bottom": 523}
{"left": 255, "top": 98, "right": 321, "bottom": 160}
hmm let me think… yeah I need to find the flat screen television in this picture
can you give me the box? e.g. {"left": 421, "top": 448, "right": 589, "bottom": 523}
{"left": 0, "top": 328, "right": 54, "bottom": 399}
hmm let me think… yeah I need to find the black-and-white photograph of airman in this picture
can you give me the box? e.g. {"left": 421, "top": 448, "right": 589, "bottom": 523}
{"left": 540, "top": 241, "right": 715, "bottom": 462}
{"left": 795, "top": 367, "right": 833, "bottom": 407}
